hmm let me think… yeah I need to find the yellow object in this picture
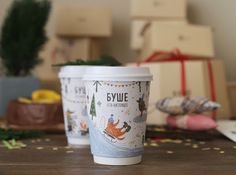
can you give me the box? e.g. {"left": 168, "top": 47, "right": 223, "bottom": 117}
{"left": 32, "top": 98, "right": 58, "bottom": 104}
{"left": 32, "top": 89, "right": 61, "bottom": 103}
{"left": 17, "top": 89, "right": 61, "bottom": 104}
{"left": 18, "top": 97, "right": 33, "bottom": 104}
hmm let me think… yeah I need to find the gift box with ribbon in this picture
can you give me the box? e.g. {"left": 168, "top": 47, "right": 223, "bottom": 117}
{"left": 140, "top": 23, "right": 215, "bottom": 60}
{"left": 127, "top": 49, "right": 231, "bottom": 125}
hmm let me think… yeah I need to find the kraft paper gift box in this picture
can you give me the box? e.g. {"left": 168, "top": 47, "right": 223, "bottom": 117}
{"left": 127, "top": 60, "right": 231, "bottom": 125}
{"left": 141, "top": 23, "right": 215, "bottom": 60}
{"left": 131, "top": 0, "right": 187, "bottom": 20}
{"left": 58, "top": 38, "right": 101, "bottom": 61}
{"left": 34, "top": 38, "right": 60, "bottom": 80}
{"left": 54, "top": 4, "right": 112, "bottom": 37}
{"left": 227, "top": 82, "right": 236, "bottom": 118}
{"left": 131, "top": 20, "right": 187, "bottom": 51}
{"left": 34, "top": 37, "right": 100, "bottom": 80}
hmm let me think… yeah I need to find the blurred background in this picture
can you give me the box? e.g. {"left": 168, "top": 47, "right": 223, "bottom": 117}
{"left": 0, "top": 0, "right": 236, "bottom": 127}
{"left": 0, "top": 0, "right": 236, "bottom": 81}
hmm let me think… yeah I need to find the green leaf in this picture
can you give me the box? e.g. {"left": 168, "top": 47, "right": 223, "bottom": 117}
{"left": 2, "top": 140, "right": 13, "bottom": 149}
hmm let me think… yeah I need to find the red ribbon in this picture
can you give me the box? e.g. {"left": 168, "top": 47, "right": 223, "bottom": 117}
{"left": 139, "top": 49, "right": 189, "bottom": 96}
{"left": 139, "top": 49, "right": 217, "bottom": 119}
{"left": 207, "top": 60, "right": 216, "bottom": 120}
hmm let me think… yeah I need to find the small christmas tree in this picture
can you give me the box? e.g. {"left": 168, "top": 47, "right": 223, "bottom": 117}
{"left": 0, "top": 0, "right": 51, "bottom": 76}
{"left": 90, "top": 94, "right": 96, "bottom": 120}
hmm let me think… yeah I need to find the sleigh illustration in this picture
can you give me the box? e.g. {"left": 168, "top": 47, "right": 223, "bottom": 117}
{"left": 103, "top": 118, "right": 131, "bottom": 143}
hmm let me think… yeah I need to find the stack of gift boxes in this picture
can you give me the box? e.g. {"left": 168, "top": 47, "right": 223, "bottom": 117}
{"left": 35, "top": 3, "right": 112, "bottom": 91}
{"left": 130, "top": 0, "right": 187, "bottom": 53}
{"left": 128, "top": 0, "right": 231, "bottom": 125}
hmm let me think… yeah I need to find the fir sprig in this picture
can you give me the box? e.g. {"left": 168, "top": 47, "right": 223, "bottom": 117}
{"left": 0, "top": 129, "right": 43, "bottom": 141}
{"left": 53, "top": 55, "right": 122, "bottom": 67}
{"left": 0, "top": 0, "right": 51, "bottom": 76}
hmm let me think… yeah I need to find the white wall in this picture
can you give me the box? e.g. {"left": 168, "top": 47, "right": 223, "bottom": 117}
{"left": 188, "top": 0, "right": 236, "bottom": 81}
{"left": 0, "top": 0, "right": 236, "bottom": 81}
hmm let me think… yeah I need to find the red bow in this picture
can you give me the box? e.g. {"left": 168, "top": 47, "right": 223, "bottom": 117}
{"left": 139, "top": 49, "right": 216, "bottom": 120}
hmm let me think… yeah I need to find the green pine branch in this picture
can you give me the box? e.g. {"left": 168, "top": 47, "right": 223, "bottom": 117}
{"left": 0, "top": 129, "right": 43, "bottom": 141}
{"left": 52, "top": 55, "right": 122, "bottom": 67}
{"left": 0, "top": 0, "right": 51, "bottom": 76}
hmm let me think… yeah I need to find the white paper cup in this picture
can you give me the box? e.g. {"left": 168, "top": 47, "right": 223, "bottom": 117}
{"left": 59, "top": 66, "right": 89, "bottom": 146}
{"left": 83, "top": 66, "right": 152, "bottom": 165}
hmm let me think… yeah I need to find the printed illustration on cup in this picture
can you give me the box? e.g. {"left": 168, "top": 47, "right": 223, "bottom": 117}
{"left": 65, "top": 109, "right": 89, "bottom": 136}
{"left": 61, "top": 77, "right": 89, "bottom": 138}
{"left": 103, "top": 114, "right": 131, "bottom": 143}
{"left": 137, "top": 94, "right": 147, "bottom": 117}
{"left": 86, "top": 80, "right": 150, "bottom": 157}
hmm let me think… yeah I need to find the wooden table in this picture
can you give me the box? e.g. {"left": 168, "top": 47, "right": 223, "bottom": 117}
{"left": 1, "top": 134, "right": 236, "bottom": 175}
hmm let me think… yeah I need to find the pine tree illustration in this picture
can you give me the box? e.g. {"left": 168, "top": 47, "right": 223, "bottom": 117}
{"left": 138, "top": 82, "right": 141, "bottom": 92}
{"left": 93, "top": 81, "right": 102, "bottom": 92}
{"left": 65, "top": 85, "right": 68, "bottom": 94}
{"left": 146, "top": 82, "right": 149, "bottom": 91}
{"left": 90, "top": 94, "right": 96, "bottom": 120}
{"left": 142, "top": 135, "right": 145, "bottom": 144}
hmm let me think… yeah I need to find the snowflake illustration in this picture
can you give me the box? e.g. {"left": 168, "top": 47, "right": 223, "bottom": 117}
{"left": 125, "top": 110, "right": 130, "bottom": 115}
{"left": 97, "top": 101, "right": 102, "bottom": 106}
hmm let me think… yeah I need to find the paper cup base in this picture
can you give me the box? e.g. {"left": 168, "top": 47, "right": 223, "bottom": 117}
{"left": 93, "top": 155, "right": 142, "bottom": 165}
{"left": 67, "top": 137, "right": 90, "bottom": 147}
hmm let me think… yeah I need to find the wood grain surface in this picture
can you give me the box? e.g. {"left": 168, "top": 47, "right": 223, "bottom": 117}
{"left": 0, "top": 135, "right": 236, "bottom": 175}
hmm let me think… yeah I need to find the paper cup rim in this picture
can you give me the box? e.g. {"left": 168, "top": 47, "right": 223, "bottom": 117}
{"left": 83, "top": 66, "right": 153, "bottom": 81}
{"left": 58, "top": 65, "right": 87, "bottom": 78}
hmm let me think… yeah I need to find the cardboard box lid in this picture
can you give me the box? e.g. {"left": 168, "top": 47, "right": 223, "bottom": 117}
{"left": 54, "top": 4, "right": 112, "bottom": 37}
{"left": 142, "top": 23, "right": 215, "bottom": 59}
{"left": 131, "top": 0, "right": 187, "bottom": 19}
{"left": 131, "top": 19, "right": 187, "bottom": 51}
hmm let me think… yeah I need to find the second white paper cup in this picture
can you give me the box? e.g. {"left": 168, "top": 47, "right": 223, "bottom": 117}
{"left": 59, "top": 66, "right": 89, "bottom": 146}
